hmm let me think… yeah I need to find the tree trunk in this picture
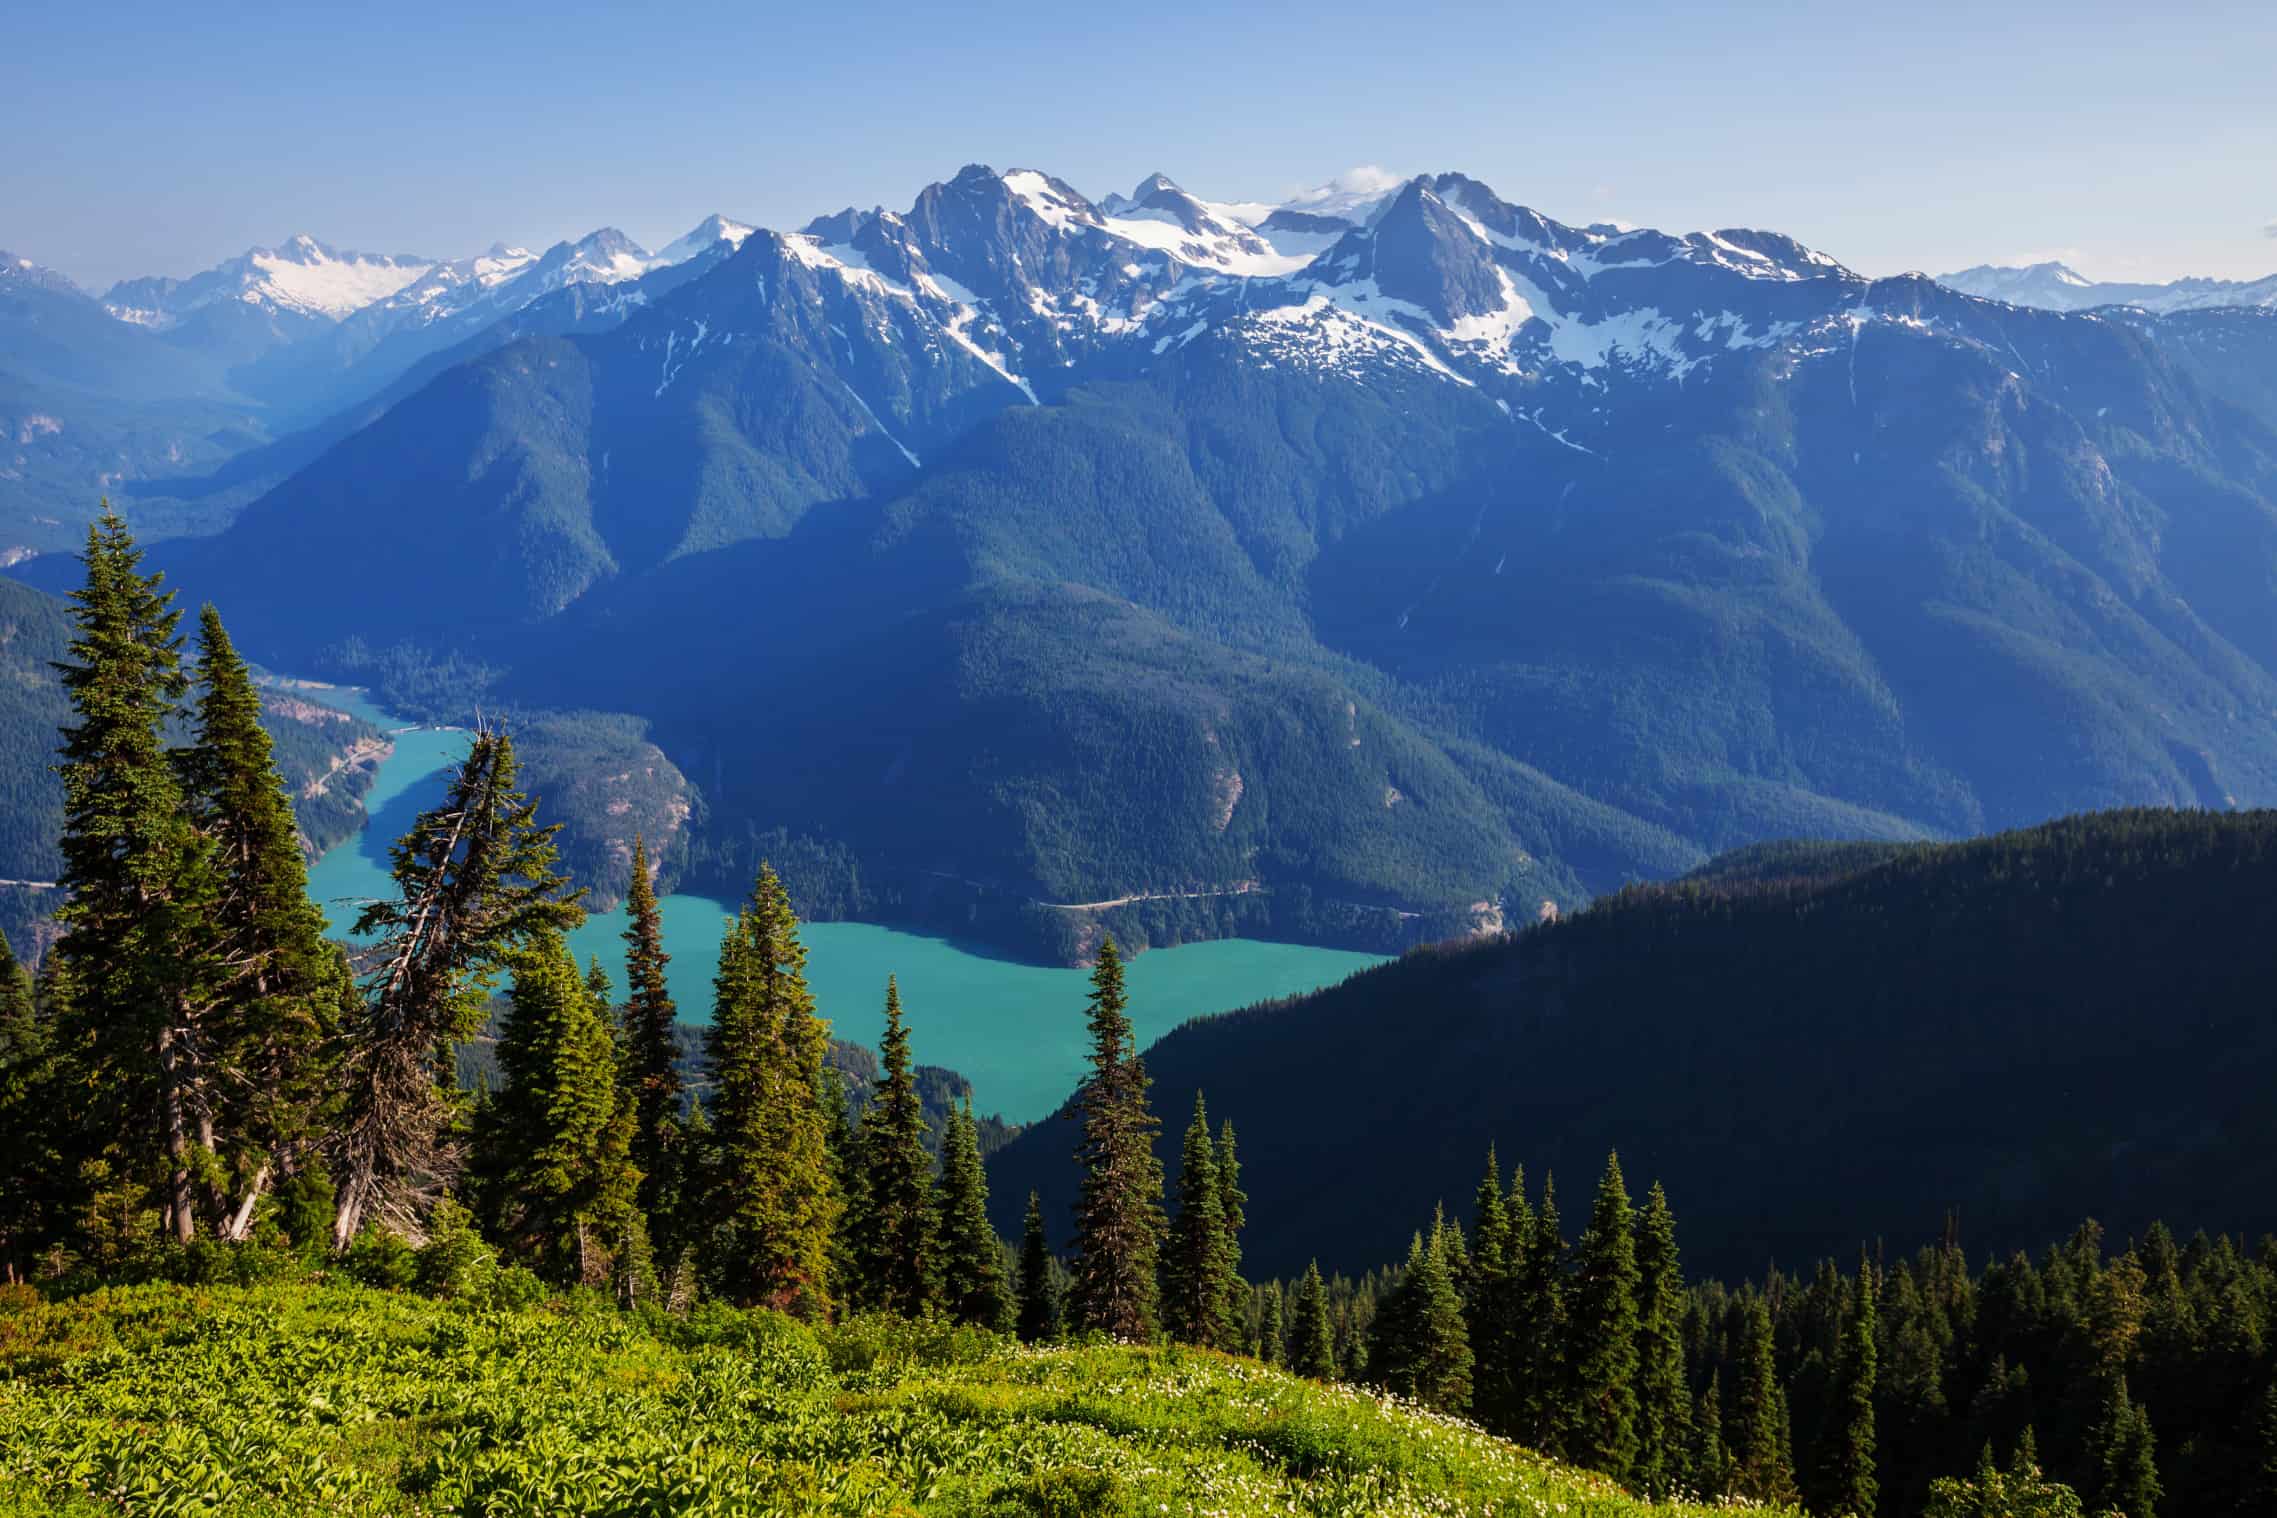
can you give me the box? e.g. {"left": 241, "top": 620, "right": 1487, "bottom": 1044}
{"left": 156, "top": 1025, "right": 196, "bottom": 1244}
{"left": 333, "top": 1160, "right": 370, "bottom": 1252}
{"left": 220, "top": 1164, "right": 271, "bottom": 1243}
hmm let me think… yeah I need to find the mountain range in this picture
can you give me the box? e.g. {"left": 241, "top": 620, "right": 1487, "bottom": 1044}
{"left": 10, "top": 164, "right": 2277, "bottom": 960}
{"left": 0, "top": 216, "right": 755, "bottom": 553}
{"left": 1935, "top": 259, "right": 2277, "bottom": 314}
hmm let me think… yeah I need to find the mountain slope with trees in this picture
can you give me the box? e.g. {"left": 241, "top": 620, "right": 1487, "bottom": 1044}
{"left": 986, "top": 807, "right": 2277, "bottom": 1280}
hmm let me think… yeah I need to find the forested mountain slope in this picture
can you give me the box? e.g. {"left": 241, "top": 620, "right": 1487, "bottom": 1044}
{"left": 986, "top": 808, "right": 2277, "bottom": 1278}
{"left": 61, "top": 165, "right": 2277, "bottom": 957}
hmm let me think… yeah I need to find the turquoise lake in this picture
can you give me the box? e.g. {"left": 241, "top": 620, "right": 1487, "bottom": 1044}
{"left": 299, "top": 693, "right": 1387, "bottom": 1123}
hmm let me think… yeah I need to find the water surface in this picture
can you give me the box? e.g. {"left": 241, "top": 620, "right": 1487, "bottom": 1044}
{"left": 301, "top": 694, "right": 1386, "bottom": 1121}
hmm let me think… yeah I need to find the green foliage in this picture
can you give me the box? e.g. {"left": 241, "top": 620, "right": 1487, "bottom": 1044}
{"left": 51, "top": 507, "right": 214, "bottom": 1246}
{"left": 1015, "top": 1191, "right": 1058, "bottom": 1343}
{"left": 1370, "top": 1217, "right": 1473, "bottom": 1414}
{"left": 1066, "top": 939, "right": 1164, "bottom": 1340}
{"left": 1922, "top": 1445, "right": 2088, "bottom": 1518}
{"left": 935, "top": 1098, "right": 1012, "bottom": 1333}
{"left": 617, "top": 835, "right": 681, "bottom": 1244}
{"left": 1820, "top": 1259, "right": 1879, "bottom": 1517}
{"left": 0, "top": 1281, "right": 1794, "bottom": 1516}
{"left": 1567, "top": 1152, "right": 1642, "bottom": 1481}
{"left": 849, "top": 975, "right": 936, "bottom": 1315}
{"left": 341, "top": 1227, "right": 416, "bottom": 1290}
{"left": 1632, "top": 1181, "right": 1691, "bottom": 1499}
{"left": 472, "top": 929, "right": 642, "bottom": 1288}
{"left": 2088, "top": 1377, "right": 2161, "bottom": 1518}
{"left": 1163, "top": 1090, "right": 1236, "bottom": 1349}
{"left": 333, "top": 728, "right": 584, "bottom": 1250}
{"left": 697, "top": 865, "right": 837, "bottom": 1316}
{"left": 1731, "top": 1296, "right": 1801, "bottom": 1507}
{"left": 1290, "top": 1260, "right": 1338, "bottom": 1381}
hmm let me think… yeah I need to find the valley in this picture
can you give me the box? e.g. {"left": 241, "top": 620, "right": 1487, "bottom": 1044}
{"left": 300, "top": 690, "right": 1384, "bottom": 1123}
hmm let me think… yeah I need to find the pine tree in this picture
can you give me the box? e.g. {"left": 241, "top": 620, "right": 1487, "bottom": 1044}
{"left": 619, "top": 835, "right": 681, "bottom": 1239}
{"left": 1731, "top": 1296, "right": 1801, "bottom": 1506}
{"left": 821, "top": 1067, "right": 864, "bottom": 1311}
{"left": 1467, "top": 1148, "right": 1522, "bottom": 1435}
{"left": 700, "top": 866, "right": 839, "bottom": 1315}
{"left": 332, "top": 728, "right": 583, "bottom": 1249}
{"left": 1567, "top": 1151, "right": 1643, "bottom": 1481}
{"left": 1256, "top": 1279, "right": 1286, "bottom": 1365}
{"left": 1291, "top": 1259, "right": 1339, "bottom": 1379}
{"left": 1214, "top": 1117, "right": 1248, "bottom": 1351}
{"left": 474, "top": 929, "right": 642, "bottom": 1286}
{"left": 1820, "top": 1256, "right": 1879, "bottom": 1517}
{"left": 1016, "top": 1190, "right": 1060, "bottom": 1341}
{"left": 180, "top": 605, "right": 347, "bottom": 1240}
{"left": 1632, "top": 1179, "right": 1692, "bottom": 1497}
{"left": 1163, "top": 1091, "right": 1233, "bottom": 1347}
{"left": 936, "top": 1097, "right": 1012, "bottom": 1330}
{"left": 1375, "top": 1213, "right": 1474, "bottom": 1411}
{"left": 2248, "top": 1379, "right": 2277, "bottom": 1515}
{"left": 0, "top": 931, "right": 62, "bottom": 1280}
{"left": 1694, "top": 1370, "right": 1731, "bottom": 1500}
{"left": 852, "top": 976, "right": 935, "bottom": 1314}
{"left": 1514, "top": 1172, "right": 1571, "bottom": 1453}
{"left": 1066, "top": 939, "right": 1164, "bottom": 1339}
{"left": 2088, "top": 1376, "right": 2161, "bottom": 1518}
{"left": 52, "top": 507, "right": 218, "bottom": 1244}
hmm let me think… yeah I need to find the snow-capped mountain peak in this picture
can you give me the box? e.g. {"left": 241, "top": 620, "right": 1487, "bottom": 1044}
{"left": 100, "top": 236, "right": 436, "bottom": 327}
{"left": 655, "top": 214, "right": 755, "bottom": 267}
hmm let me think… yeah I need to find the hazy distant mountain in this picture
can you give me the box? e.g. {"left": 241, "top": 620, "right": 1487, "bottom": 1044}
{"left": 102, "top": 234, "right": 436, "bottom": 328}
{"left": 129, "top": 163, "right": 2277, "bottom": 960}
{"left": 0, "top": 216, "right": 760, "bottom": 549}
{"left": 1938, "top": 258, "right": 2277, "bottom": 313}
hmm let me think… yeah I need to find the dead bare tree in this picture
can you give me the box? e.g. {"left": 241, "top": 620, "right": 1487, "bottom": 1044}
{"left": 330, "top": 726, "right": 584, "bottom": 1251}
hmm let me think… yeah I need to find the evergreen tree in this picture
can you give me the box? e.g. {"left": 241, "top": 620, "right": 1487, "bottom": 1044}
{"left": 1214, "top": 1117, "right": 1248, "bottom": 1350}
{"left": 1514, "top": 1172, "right": 1571, "bottom": 1453}
{"left": 1632, "top": 1179, "right": 1692, "bottom": 1497}
{"left": 1016, "top": 1190, "right": 1060, "bottom": 1341}
{"left": 700, "top": 866, "right": 838, "bottom": 1315}
{"left": 852, "top": 976, "right": 935, "bottom": 1314}
{"left": 935, "top": 1097, "right": 1012, "bottom": 1330}
{"left": 1290, "top": 1259, "right": 1339, "bottom": 1380}
{"left": 1467, "top": 1148, "right": 1522, "bottom": 1435}
{"left": 1731, "top": 1296, "right": 1801, "bottom": 1506}
{"left": 1373, "top": 1214, "right": 1474, "bottom": 1411}
{"left": 2088, "top": 1376, "right": 2161, "bottom": 1518}
{"left": 52, "top": 507, "right": 217, "bottom": 1244}
{"left": 0, "top": 931, "right": 62, "bottom": 1280}
{"left": 619, "top": 835, "right": 681, "bottom": 1239}
{"left": 1567, "top": 1151, "right": 1643, "bottom": 1481}
{"left": 1255, "top": 1278, "right": 1286, "bottom": 1365}
{"left": 333, "top": 728, "right": 583, "bottom": 1248}
{"left": 2248, "top": 1379, "right": 2277, "bottom": 1515}
{"left": 180, "top": 605, "right": 347, "bottom": 1239}
{"left": 1066, "top": 939, "right": 1164, "bottom": 1339}
{"left": 1694, "top": 1370, "right": 1731, "bottom": 1500}
{"left": 473, "top": 929, "right": 641, "bottom": 1286}
{"left": 1163, "top": 1091, "right": 1234, "bottom": 1347}
{"left": 1820, "top": 1256, "right": 1879, "bottom": 1517}
{"left": 821, "top": 1067, "right": 864, "bottom": 1311}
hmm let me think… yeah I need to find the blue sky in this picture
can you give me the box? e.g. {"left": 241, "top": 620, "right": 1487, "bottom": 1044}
{"left": 7, "top": 0, "right": 2273, "bottom": 291}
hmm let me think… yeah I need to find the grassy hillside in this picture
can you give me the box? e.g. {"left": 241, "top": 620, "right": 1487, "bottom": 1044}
{"left": 988, "top": 806, "right": 2277, "bottom": 1278}
{"left": 0, "top": 1281, "right": 1776, "bottom": 1518}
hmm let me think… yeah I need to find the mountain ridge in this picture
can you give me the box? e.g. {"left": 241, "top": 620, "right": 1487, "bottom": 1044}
{"left": 22, "top": 162, "right": 2277, "bottom": 959}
